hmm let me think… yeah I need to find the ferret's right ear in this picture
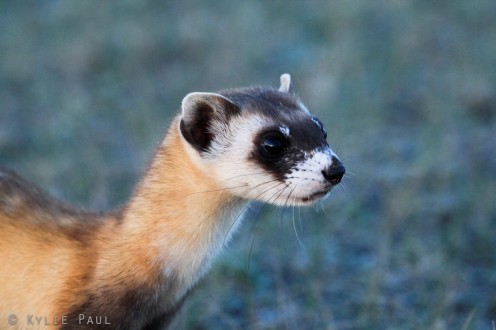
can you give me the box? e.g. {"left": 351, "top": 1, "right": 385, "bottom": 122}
{"left": 180, "top": 92, "right": 239, "bottom": 153}
{"left": 279, "top": 73, "right": 294, "bottom": 95}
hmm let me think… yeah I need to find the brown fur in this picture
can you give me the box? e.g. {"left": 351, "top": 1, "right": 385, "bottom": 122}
{"left": 0, "top": 116, "right": 246, "bottom": 329}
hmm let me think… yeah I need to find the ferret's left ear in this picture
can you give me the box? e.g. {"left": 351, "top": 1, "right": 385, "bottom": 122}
{"left": 180, "top": 92, "right": 239, "bottom": 152}
{"left": 278, "top": 73, "right": 294, "bottom": 95}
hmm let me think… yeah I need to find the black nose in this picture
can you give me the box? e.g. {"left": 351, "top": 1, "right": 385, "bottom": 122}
{"left": 322, "top": 157, "right": 345, "bottom": 185}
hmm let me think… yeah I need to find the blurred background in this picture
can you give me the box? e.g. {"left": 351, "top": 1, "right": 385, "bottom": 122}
{"left": 1, "top": 1, "right": 495, "bottom": 329}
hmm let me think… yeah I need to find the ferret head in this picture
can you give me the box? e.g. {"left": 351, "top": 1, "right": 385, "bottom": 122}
{"left": 179, "top": 74, "right": 345, "bottom": 206}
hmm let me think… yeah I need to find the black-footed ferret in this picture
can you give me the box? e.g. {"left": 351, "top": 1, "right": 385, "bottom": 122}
{"left": 0, "top": 74, "right": 345, "bottom": 329}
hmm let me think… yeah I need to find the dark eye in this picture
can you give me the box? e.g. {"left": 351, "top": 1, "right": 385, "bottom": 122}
{"left": 311, "top": 116, "right": 327, "bottom": 139}
{"left": 261, "top": 136, "right": 286, "bottom": 156}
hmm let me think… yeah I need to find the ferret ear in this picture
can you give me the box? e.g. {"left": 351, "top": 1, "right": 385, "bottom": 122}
{"left": 278, "top": 73, "right": 294, "bottom": 95}
{"left": 180, "top": 92, "right": 239, "bottom": 153}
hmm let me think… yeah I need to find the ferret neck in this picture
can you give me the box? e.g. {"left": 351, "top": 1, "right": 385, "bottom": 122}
{"left": 119, "top": 116, "right": 248, "bottom": 286}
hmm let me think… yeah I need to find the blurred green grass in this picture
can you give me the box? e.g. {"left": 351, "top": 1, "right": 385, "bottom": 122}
{"left": 1, "top": 1, "right": 495, "bottom": 329}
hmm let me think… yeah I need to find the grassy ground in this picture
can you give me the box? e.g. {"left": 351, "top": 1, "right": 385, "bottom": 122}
{"left": 1, "top": 1, "right": 495, "bottom": 329}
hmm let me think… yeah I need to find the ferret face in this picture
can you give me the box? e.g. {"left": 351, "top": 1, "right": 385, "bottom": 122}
{"left": 180, "top": 74, "right": 345, "bottom": 206}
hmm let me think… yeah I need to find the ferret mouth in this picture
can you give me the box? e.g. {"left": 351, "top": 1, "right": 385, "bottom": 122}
{"left": 298, "top": 188, "right": 332, "bottom": 204}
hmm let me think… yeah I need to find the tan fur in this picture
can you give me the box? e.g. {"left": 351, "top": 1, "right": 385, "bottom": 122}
{"left": 0, "top": 115, "right": 246, "bottom": 328}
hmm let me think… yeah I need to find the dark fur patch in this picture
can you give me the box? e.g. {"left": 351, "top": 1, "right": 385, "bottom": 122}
{"left": 219, "top": 87, "right": 301, "bottom": 118}
{"left": 219, "top": 87, "right": 329, "bottom": 181}
{"left": 62, "top": 272, "right": 191, "bottom": 330}
{"left": 250, "top": 120, "right": 328, "bottom": 181}
{"left": 0, "top": 168, "right": 105, "bottom": 242}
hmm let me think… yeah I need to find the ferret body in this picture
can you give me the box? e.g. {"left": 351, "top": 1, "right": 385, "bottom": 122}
{"left": 0, "top": 74, "right": 345, "bottom": 329}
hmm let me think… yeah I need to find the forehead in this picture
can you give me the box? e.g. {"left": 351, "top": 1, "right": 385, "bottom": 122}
{"left": 220, "top": 87, "right": 301, "bottom": 117}
{"left": 221, "top": 87, "right": 319, "bottom": 123}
